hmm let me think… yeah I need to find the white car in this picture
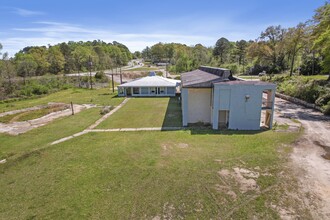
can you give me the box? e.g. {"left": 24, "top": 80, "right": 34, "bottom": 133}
{"left": 258, "top": 71, "right": 266, "bottom": 77}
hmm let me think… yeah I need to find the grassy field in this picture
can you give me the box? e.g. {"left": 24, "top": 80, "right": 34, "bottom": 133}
{"left": 0, "top": 88, "right": 124, "bottom": 159}
{"left": 0, "top": 93, "right": 311, "bottom": 219}
{"left": 125, "top": 67, "right": 159, "bottom": 72}
{"left": 0, "top": 105, "right": 69, "bottom": 123}
{"left": 0, "top": 130, "right": 309, "bottom": 219}
{"left": 237, "top": 74, "right": 328, "bottom": 81}
{"left": 97, "top": 97, "right": 182, "bottom": 128}
{"left": 0, "top": 88, "right": 124, "bottom": 113}
{"left": 236, "top": 75, "right": 260, "bottom": 80}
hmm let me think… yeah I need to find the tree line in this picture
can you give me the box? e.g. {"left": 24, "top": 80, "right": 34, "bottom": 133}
{"left": 0, "top": 40, "right": 132, "bottom": 79}
{"left": 0, "top": 40, "right": 132, "bottom": 97}
{"left": 137, "top": 2, "right": 330, "bottom": 80}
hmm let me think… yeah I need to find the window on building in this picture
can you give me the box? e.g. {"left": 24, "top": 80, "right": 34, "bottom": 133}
{"left": 141, "top": 87, "right": 149, "bottom": 94}
{"left": 118, "top": 87, "right": 124, "bottom": 94}
{"left": 159, "top": 87, "right": 165, "bottom": 94}
{"left": 133, "top": 87, "right": 140, "bottom": 94}
{"left": 150, "top": 87, "right": 156, "bottom": 94}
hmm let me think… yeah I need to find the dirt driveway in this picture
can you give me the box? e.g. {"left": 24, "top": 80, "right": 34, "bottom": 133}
{"left": 274, "top": 97, "right": 330, "bottom": 219}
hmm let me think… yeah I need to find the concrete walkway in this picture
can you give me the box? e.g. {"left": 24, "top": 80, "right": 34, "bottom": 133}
{"left": 51, "top": 98, "right": 130, "bottom": 145}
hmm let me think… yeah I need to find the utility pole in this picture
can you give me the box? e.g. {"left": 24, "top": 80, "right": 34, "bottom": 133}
{"left": 120, "top": 67, "right": 122, "bottom": 84}
{"left": 88, "top": 56, "right": 93, "bottom": 89}
{"left": 111, "top": 74, "right": 114, "bottom": 93}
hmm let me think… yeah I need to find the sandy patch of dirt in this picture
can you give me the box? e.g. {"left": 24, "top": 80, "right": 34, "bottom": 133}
{"left": 214, "top": 184, "right": 237, "bottom": 200}
{"left": 161, "top": 143, "right": 188, "bottom": 151}
{"left": 162, "top": 202, "right": 175, "bottom": 220}
{"left": 274, "top": 97, "right": 330, "bottom": 219}
{"left": 218, "top": 168, "right": 259, "bottom": 193}
{"left": 270, "top": 203, "right": 297, "bottom": 220}
{"left": 194, "top": 200, "right": 204, "bottom": 212}
{"left": 0, "top": 103, "right": 96, "bottom": 135}
{"left": 177, "top": 143, "right": 189, "bottom": 149}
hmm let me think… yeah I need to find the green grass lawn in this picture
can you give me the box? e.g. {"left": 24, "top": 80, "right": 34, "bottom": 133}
{"left": 125, "top": 67, "right": 159, "bottom": 71}
{"left": 0, "top": 88, "right": 124, "bottom": 113}
{"left": 0, "top": 130, "right": 310, "bottom": 219}
{"left": 0, "top": 91, "right": 311, "bottom": 219}
{"left": 0, "top": 107, "right": 102, "bottom": 160}
{"left": 298, "top": 74, "right": 328, "bottom": 80}
{"left": 237, "top": 74, "right": 328, "bottom": 81}
{"left": 236, "top": 75, "right": 260, "bottom": 80}
{"left": 97, "top": 97, "right": 182, "bottom": 129}
{"left": 0, "top": 88, "right": 124, "bottom": 159}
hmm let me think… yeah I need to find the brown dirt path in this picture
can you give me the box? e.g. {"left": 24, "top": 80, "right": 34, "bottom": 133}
{"left": 274, "top": 97, "right": 330, "bottom": 219}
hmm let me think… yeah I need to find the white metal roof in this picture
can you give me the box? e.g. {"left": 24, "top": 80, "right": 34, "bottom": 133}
{"left": 118, "top": 76, "right": 180, "bottom": 88}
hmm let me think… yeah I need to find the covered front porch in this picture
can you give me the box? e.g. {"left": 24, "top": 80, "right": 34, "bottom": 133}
{"left": 118, "top": 86, "right": 176, "bottom": 97}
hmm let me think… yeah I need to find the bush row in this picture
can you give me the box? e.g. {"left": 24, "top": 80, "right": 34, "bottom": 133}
{"left": 265, "top": 75, "right": 330, "bottom": 115}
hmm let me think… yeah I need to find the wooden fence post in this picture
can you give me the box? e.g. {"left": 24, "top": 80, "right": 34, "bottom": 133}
{"left": 71, "top": 102, "right": 74, "bottom": 115}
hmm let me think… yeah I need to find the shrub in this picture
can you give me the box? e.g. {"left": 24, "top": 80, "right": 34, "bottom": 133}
{"left": 94, "top": 71, "right": 106, "bottom": 80}
{"left": 315, "top": 92, "right": 330, "bottom": 106}
{"left": 323, "top": 101, "right": 330, "bottom": 115}
{"left": 100, "top": 106, "right": 113, "bottom": 115}
{"left": 32, "top": 84, "right": 49, "bottom": 95}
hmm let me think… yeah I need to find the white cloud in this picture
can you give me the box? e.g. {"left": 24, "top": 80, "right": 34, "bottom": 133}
{"left": 12, "top": 8, "right": 44, "bottom": 17}
{"left": 1, "top": 21, "right": 218, "bottom": 56}
{"left": 1, "top": 17, "right": 284, "bottom": 56}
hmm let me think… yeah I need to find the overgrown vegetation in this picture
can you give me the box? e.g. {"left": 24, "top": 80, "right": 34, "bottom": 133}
{"left": 0, "top": 40, "right": 131, "bottom": 99}
{"left": 264, "top": 75, "right": 330, "bottom": 115}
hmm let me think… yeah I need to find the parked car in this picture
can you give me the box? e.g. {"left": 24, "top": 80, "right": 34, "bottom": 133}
{"left": 258, "top": 71, "right": 266, "bottom": 77}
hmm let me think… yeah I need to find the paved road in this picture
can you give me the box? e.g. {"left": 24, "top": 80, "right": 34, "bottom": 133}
{"left": 273, "top": 97, "right": 330, "bottom": 219}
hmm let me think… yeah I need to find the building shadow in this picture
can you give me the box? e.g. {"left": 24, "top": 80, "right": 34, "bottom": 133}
{"left": 160, "top": 96, "right": 268, "bottom": 135}
{"left": 161, "top": 96, "right": 182, "bottom": 128}
{"left": 188, "top": 128, "right": 266, "bottom": 135}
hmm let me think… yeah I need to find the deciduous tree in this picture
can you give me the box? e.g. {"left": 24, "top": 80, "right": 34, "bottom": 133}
{"left": 313, "top": 2, "right": 330, "bottom": 81}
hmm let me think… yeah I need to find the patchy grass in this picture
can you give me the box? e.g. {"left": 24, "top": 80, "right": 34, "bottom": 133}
{"left": 0, "top": 130, "right": 310, "bottom": 219}
{"left": 0, "top": 89, "right": 311, "bottom": 219}
{"left": 0, "top": 105, "right": 69, "bottom": 123}
{"left": 124, "top": 67, "right": 159, "bottom": 72}
{"left": 237, "top": 75, "right": 260, "bottom": 80}
{"left": 0, "top": 88, "right": 124, "bottom": 113}
{"left": 97, "top": 97, "right": 182, "bottom": 128}
{"left": 0, "top": 107, "right": 102, "bottom": 160}
{"left": 299, "top": 75, "right": 328, "bottom": 80}
{"left": 291, "top": 118, "right": 300, "bottom": 124}
{"left": 0, "top": 89, "right": 124, "bottom": 159}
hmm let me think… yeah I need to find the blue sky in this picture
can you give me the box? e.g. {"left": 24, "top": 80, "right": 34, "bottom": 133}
{"left": 0, "top": 0, "right": 326, "bottom": 56}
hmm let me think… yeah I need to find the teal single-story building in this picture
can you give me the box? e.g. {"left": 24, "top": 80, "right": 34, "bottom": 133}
{"left": 181, "top": 66, "right": 276, "bottom": 130}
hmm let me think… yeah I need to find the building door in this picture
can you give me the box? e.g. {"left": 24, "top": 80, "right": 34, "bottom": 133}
{"left": 126, "top": 88, "right": 132, "bottom": 96}
{"left": 218, "top": 110, "right": 229, "bottom": 129}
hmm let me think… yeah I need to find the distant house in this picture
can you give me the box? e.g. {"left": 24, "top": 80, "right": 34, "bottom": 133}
{"left": 118, "top": 75, "right": 180, "bottom": 97}
{"left": 181, "top": 66, "right": 276, "bottom": 130}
